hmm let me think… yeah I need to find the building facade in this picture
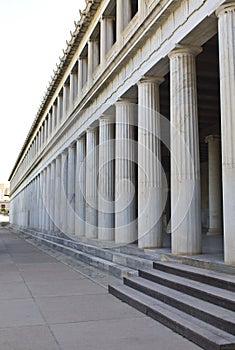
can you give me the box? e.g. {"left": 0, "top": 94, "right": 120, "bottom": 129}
{"left": 0, "top": 183, "right": 10, "bottom": 215}
{"left": 9, "top": 0, "right": 235, "bottom": 264}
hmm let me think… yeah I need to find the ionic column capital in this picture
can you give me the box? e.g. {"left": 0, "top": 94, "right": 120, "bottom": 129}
{"left": 168, "top": 44, "right": 202, "bottom": 58}
{"left": 216, "top": 2, "right": 235, "bottom": 17}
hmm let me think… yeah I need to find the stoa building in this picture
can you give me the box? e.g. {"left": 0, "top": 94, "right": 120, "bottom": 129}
{"left": 9, "top": 0, "right": 235, "bottom": 264}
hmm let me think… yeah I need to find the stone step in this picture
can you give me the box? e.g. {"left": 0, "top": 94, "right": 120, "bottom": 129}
{"left": 139, "top": 269, "right": 235, "bottom": 311}
{"left": 153, "top": 261, "right": 235, "bottom": 292}
{"left": 108, "top": 283, "right": 235, "bottom": 350}
{"left": 23, "top": 230, "right": 154, "bottom": 271}
{"left": 123, "top": 276, "right": 235, "bottom": 335}
{"left": 28, "top": 233, "right": 138, "bottom": 279}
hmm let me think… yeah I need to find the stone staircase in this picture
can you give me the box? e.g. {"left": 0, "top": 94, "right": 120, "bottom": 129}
{"left": 13, "top": 228, "right": 159, "bottom": 278}
{"left": 109, "top": 261, "right": 235, "bottom": 350}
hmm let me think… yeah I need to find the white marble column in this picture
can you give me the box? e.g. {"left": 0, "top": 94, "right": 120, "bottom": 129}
{"left": 78, "top": 56, "right": 88, "bottom": 97}
{"left": 39, "top": 172, "right": 44, "bottom": 231}
{"left": 98, "top": 116, "right": 115, "bottom": 241}
{"left": 75, "top": 137, "right": 86, "bottom": 236}
{"left": 55, "top": 155, "right": 61, "bottom": 232}
{"left": 116, "top": 0, "right": 132, "bottom": 42}
{"left": 41, "top": 169, "right": 46, "bottom": 230}
{"left": 70, "top": 69, "right": 78, "bottom": 107}
{"left": 205, "top": 135, "right": 222, "bottom": 235}
{"left": 49, "top": 160, "right": 55, "bottom": 232}
{"left": 169, "top": 45, "right": 202, "bottom": 255}
{"left": 115, "top": 99, "right": 137, "bottom": 244}
{"left": 85, "top": 127, "right": 98, "bottom": 238}
{"left": 46, "top": 165, "right": 51, "bottom": 232}
{"left": 67, "top": 144, "right": 76, "bottom": 234}
{"left": 88, "top": 39, "right": 99, "bottom": 84}
{"left": 57, "top": 93, "right": 63, "bottom": 122}
{"left": 138, "top": 76, "right": 165, "bottom": 248}
{"left": 63, "top": 82, "right": 70, "bottom": 118}
{"left": 216, "top": 3, "right": 235, "bottom": 264}
{"left": 100, "top": 16, "right": 115, "bottom": 65}
{"left": 52, "top": 104, "right": 57, "bottom": 131}
{"left": 61, "top": 150, "right": 68, "bottom": 234}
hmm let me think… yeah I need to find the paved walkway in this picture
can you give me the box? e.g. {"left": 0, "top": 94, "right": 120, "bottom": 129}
{"left": 0, "top": 226, "right": 201, "bottom": 350}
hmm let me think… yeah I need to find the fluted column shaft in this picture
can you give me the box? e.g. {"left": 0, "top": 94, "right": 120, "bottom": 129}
{"left": 41, "top": 169, "right": 45, "bottom": 230}
{"left": 61, "top": 150, "right": 68, "bottom": 233}
{"left": 75, "top": 136, "right": 86, "bottom": 236}
{"left": 205, "top": 135, "right": 222, "bottom": 235}
{"left": 115, "top": 99, "right": 137, "bottom": 244}
{"left": 49, "top": 161, "right": 55, "bottom": 232}
{"left": 169, "top": 45, "right": 202, "bottom": 255}
{"left": 85, "top": 128, "right": 98, "bottom": 238}
{"left": 98, "top": 116, "right": 115, "bottom": 241}
{"left": 217, "top": 3, "right": 235, "bottom": 264}
{"left": 138, "top": 77, "right": 165, "bottom": 248}
{"left": 45, "top": 165, "right": 51, "bottom": 231}
{"left": 75, "top": 137, "right": 86, "bottom": 236}
{"left": 67, "top": 144, "right": 76, "bottom": 234}
{"left": 55, "top": 156, "right": 61, "bottom": 232}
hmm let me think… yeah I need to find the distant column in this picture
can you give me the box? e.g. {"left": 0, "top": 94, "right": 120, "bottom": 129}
{"left": 61, "top": 150, "right": 68, "bottom": 233}
{"left": 55, "top": 155, "right": 61, "bottom": 232}
{"left": 98, "top": 115, "right": 115, "bottom": 241}
{"left": 49, "top": 160, "right": 55, "bottom": 232}
{"left": 85, "top": 127, "right": 98, "bottom": 238}
{"left": 75, "top": 136, "right": 86, "bottom": 236}
{"left": 67, "top": 144, "right": 76, "bottom": 234}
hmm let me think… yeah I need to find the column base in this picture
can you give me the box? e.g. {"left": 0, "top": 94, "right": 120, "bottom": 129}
{"left": 207, "top": 228, "right": 222, "bottom": 236}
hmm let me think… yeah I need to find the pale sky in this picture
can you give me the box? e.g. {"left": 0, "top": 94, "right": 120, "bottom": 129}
{"left": 0, "top": 0, "right": 86, "bottom": 183}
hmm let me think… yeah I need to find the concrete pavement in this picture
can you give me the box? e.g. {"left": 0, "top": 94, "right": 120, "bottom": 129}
{"left": 0, "top": 226, "right": 201, "bottom": 350}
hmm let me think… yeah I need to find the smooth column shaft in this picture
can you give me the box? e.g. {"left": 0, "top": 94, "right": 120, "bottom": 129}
{"left": 217, "top": 3, "right": 235, "bottom": 264}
